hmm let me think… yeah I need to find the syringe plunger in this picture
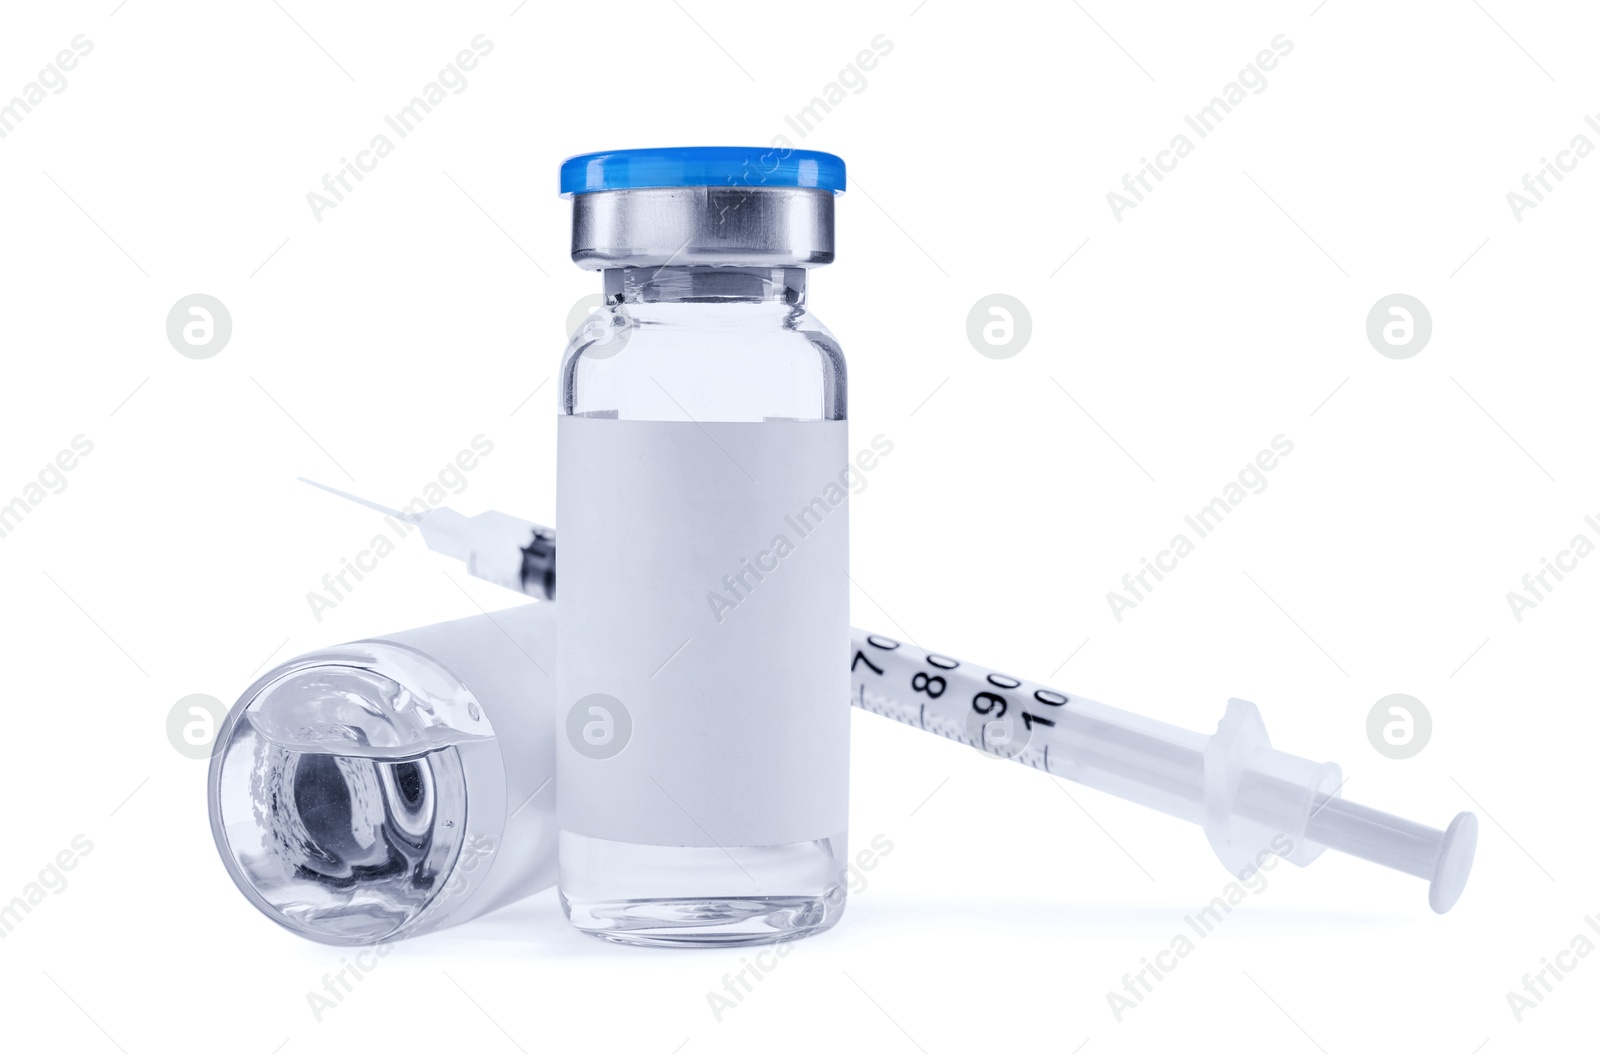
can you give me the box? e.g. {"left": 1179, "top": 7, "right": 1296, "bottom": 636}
{"left": 949, "top": 686, "right": 1477, "bottom": 912}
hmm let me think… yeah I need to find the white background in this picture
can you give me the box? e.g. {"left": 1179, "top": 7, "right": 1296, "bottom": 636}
{"left": 1, "top": 1, "right": 1596, "bottom": 1051}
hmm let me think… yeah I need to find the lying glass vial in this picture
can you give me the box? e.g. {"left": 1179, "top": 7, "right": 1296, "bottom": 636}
{"left": 208, "top": 605, "right": 558, "bottom": 945}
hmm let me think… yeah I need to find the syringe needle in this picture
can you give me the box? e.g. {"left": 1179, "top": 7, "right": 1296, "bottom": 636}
{"left": 296, "top": 477, "right": 419, "bottom": 522}
{"left": 298, "top": 485, "right": 554, "bottom": 599}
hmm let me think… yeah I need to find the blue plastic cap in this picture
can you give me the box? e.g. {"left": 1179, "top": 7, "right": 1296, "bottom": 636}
{"left": 560, "top": 146, "right": 846, "bottom": 197}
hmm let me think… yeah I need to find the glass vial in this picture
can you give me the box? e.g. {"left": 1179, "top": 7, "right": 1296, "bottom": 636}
{"left": 209, "top": 605, "right": 559, "bottom": 944}
{"left": 556, "top": 148, "right": 851, "bottom": 946}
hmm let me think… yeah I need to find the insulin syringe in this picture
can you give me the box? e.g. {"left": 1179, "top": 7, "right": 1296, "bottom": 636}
{"left": 301, "top": 481, "right": 1478, "bottom": 913}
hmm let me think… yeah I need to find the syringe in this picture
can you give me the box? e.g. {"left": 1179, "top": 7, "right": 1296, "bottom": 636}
{"left": 301, "top": 482, "right": 1478, "bottom": 912}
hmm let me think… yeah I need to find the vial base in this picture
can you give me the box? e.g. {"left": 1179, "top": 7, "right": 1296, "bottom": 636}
{"left": 558, "top": 829, "right": 847, "bottom": 947}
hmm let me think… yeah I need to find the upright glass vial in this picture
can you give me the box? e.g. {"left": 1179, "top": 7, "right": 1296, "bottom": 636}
{"left": 556, "top": 148, "right": 851, "bottom": 946}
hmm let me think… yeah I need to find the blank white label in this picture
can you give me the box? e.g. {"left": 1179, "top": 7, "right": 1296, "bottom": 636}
{"left": 556, "top": 417, "right": 850, "bottom": 848}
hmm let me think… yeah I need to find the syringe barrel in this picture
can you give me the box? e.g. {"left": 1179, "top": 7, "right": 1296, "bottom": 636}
{"left": 1052, "top": 699, "right": 1208, "bottom": 825}
{"left": 1048, "top": 701, "right": 1347, "bottom": 869}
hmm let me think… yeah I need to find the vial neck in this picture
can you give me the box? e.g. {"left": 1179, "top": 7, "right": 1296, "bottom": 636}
{"left": 604, "top": 266, "right": 807, "bottom": 306}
